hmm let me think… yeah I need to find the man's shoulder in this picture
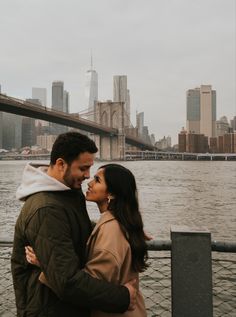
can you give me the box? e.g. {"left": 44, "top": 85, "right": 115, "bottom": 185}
{"left": 25, "top": 190, "right": 81, "bottom": 207}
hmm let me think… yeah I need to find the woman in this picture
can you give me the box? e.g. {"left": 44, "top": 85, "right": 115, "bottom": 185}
{"left": 26, "top": 164, "right": 148, "bottom": 316}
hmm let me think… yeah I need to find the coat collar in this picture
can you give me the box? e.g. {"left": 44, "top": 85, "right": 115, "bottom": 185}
{"left": 87, "top": 211, "right": 115, "bottom": 244}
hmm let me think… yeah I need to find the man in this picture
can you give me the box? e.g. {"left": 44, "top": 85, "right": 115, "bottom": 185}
{"left": 11, "top": 132, "right": 136, "bottom": 317}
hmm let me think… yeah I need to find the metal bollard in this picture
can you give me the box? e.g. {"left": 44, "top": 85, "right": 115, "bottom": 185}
{"left": 171, "top": 226, "right": 213, "bottom": 317}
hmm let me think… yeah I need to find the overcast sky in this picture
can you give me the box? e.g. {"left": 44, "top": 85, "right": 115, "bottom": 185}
{"left": 1, "top": 0, "right": 235, "bottom": 143}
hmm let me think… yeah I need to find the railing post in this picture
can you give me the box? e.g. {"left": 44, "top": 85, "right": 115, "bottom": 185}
{"left": 171, "top": 226, "right": 213, "bottom": 317}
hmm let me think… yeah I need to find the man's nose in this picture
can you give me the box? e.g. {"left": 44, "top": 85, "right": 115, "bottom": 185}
{"left": 84, "top": 170, "right": 90, "bottom": 179}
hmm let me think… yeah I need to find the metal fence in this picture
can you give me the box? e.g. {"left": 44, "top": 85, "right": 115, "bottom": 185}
{"left": 0, "top": 242, "right": 235, "bottom": 317}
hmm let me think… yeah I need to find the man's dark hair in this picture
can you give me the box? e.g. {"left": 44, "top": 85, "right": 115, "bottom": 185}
{"left": 50, "top": 132, "right": 98, "bottom": 165}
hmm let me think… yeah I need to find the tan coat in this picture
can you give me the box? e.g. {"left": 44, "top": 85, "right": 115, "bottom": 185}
{"left": 84, "top": 211, "right": 147, "bottom": 317}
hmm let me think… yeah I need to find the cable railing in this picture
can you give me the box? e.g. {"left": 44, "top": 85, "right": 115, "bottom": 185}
{"left": 0, "top": 232, "right": 235, "bottom": 317}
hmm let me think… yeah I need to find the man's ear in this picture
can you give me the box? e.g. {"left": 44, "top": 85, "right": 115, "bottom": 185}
{"left": 55, "top": 158, "right": 66, "bottom": 171}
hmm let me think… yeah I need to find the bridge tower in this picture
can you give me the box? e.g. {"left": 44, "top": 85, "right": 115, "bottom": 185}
{"left": 95, "top": 101, "right": 125, "bottom": 160}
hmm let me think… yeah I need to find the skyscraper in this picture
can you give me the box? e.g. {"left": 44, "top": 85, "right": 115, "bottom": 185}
{"left": 2, "top": 113, "right": 22, "bottom": 150}
{"left": 113, "top": 75, "right": 130, "bottom": 127}
{"left": 63, "top": 90, "right": 69, "bottom": 113}
{"left": 136, "top": 112, "right": 144, "bottom": 138}
{"left": 216, "top": 116, "right": 230, "bottom": 137}
{"left": 52, "top": 81, "right": 64, "bottom": 112}
{"left": 51, "top": 81, "right": 67, "bottom": 134}
{"left": 230, "top": 116, "right": 236, "bottom": 131}
{"left": 32, "top": 88, "right": 48, "bottom": 128}
{"left": 32, "top": 88, "right": 47, "bottom": 106}
{"left": 85, "top": 56, "right": 98, "bottom": 121}
{"left": 186, "top": 85, "right": 216, "bottom": 138}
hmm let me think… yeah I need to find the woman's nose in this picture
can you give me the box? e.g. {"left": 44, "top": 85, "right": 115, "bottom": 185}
{"left": 88, "top": 179, "right": 93, "bottom": 187}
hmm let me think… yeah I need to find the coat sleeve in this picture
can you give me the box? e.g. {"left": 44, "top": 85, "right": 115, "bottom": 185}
{"left": 84, "top": 248, "right": 121, "bottom": 283}
{"left": 26, "top": 206, "right": 130, "bottom": 313}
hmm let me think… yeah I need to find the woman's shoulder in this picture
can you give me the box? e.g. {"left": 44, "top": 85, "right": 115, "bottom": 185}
{"left": 100, "top": 212, "right": 126, "bottom": 234}
{"left": 95, "top": 213, "right": 130, "bottom": 252}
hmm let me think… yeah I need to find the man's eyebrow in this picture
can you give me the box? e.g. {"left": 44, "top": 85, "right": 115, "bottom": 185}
{"left": 80, "top": 163, "right": 92, "bottom": 168}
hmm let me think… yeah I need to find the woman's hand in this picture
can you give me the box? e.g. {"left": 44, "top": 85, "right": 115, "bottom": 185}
{"left": 25, "top": 246, "right": 40, "bottom": 267}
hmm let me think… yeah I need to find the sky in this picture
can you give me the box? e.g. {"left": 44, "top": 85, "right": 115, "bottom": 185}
{"left": 1, "top": 0, "right": 235, "bottom": 144}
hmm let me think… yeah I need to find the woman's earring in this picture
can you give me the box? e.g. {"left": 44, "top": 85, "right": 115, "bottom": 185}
{"left": 107, "top": 197, "right": 111, "bottom": 204}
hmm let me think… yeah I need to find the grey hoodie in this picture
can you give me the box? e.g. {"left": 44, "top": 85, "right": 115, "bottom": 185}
{"left": 16, "top": 163, "right": 70, "bottom": 201}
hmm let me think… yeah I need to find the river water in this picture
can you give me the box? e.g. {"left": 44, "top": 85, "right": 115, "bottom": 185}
{"left": 0, "top": 160, "right": 236, "bottom": 316}
{"left": 0, "top": 160, "right": 235, "bottom": 241}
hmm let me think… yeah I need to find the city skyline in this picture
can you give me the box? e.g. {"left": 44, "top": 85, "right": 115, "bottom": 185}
{"left": 0, "top": 0, "right": 235, "bottom": 144}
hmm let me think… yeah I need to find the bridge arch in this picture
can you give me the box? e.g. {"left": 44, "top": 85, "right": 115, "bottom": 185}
{"left": 111, "top": 111, "right": 118, "bottom": 129}
{"left": 101, "top": 111, "right": 109, "bottom": 126}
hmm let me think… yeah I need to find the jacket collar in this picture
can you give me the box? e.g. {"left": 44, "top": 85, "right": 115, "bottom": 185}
{"left": 87, "top": 211, "right": 115, "bottom": 243}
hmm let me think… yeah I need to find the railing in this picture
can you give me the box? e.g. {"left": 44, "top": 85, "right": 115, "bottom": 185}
{"left": 125, "top": 150, "right": 236, "bottom": 161}
{"left": 0, "top": 227, "right": 236, "bottom": 317}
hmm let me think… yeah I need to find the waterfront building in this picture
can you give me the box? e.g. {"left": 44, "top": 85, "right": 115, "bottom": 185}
{"left": 186, "top": 133, "right": 208, "bottom": 153}
{"left": 63, "top": 90, "right": 69, "bottom": 113}
{"left": 230, "top": 116, "right": 236, "bottom": 131}
{"left": 218, "top": 136, "right": 224, "bottom": 153}
{"left": 2, "top": 113, "right": 22, "bottom": 150}
{"left": 125, "top": 127, "right": 138, "bottom": 138}
{"left": 32, "top": 87, "right": 48, "bottom": 128}
{"left": 150, "top": 134, "right": 156, "bottom": 146}
{"left": 113, "top": 75, "right": 130, "bottom": 127}
{"left": 25, "top": 98, "right": 43, "bottom": 139}
{"left": 85, "top": 57, "right": 98, "bottom": 121}
{"left": 223, "top": 133, "right": 236, "bottom": 153}
{"left": 209, "top": 137, "right": 218, "bottom": 153}
{"left": 143, "top": 126, "right": 151, "bottom": 144}
{"left": 155, "top": 136, "right": 172, "bottom": 150}
{"left": 32, "top": 88, "right": 47, "bottom": 106}
{"left": 21, "top": 117, "right": 36, "bottom": 147}
{"left": 21, "top": 97, "right": 38, "bottom": 147}
{"left": 136, "top": 112, "right": 144, "bottom": 138}
{"left": 186, "top": 88, "right": 200, "bottom": 134}
{"left": 178, "top": 129, "right": 208, "bottom": 153}
{"left": 178, "top": 128, "right": 187, "bottom": 152}
{"left": 216, "top": 116, "right": 230, "bottom": 137}
{"left": 187, "top": 85, "right": 216, "bottom": 138}
{"left": 51, "top": 81, "right": 68, "bottom": 135}
{"left": 36, "top": 135, "right": 57, "bottom": 151}
{"left": 52, "top": 81, "right": 64, "bottom": 112}
{"left": 125, "top": 127, "right": 139, "bottom": 151}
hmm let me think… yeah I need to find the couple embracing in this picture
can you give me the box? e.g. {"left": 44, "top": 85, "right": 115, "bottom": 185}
{"left": 11, "top": 132, "right": 148, "bottom": 317}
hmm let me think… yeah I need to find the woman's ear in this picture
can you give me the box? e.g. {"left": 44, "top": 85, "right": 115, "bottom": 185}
{"left": 108, "top": 194, "right": 115, "bottom": 200}
{"left": 107, "top": 194, "right": 115, "bottom": 204}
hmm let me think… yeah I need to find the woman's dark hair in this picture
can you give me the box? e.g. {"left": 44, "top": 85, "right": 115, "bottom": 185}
{"left": 100, "top": 163, "right": 148, "bottom": 272}
{"left": 50, "top": 132, "right": 98, "bottom": 165}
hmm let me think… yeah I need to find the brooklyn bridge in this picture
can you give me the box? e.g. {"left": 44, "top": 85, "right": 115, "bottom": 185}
{"left": 0, "top": 93, "right": 155, "bottom": 160}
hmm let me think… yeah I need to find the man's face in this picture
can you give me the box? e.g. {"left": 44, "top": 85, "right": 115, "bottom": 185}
{"left": 63, "top": 152, "right": 95, "bottom": 189}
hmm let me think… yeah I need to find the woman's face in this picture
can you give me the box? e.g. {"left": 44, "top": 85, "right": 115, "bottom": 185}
{"left": 86, "top": 168, "right": 109, "bottom": 204}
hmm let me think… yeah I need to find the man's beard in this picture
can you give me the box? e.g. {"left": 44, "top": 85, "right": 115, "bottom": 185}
{"left": 63, "top": 167, "right": 78, "bottom": 189}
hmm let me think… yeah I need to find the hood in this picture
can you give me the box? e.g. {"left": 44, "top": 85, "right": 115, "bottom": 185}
{"left": 16, "top": 163, "right": 70, "bottom": 201}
